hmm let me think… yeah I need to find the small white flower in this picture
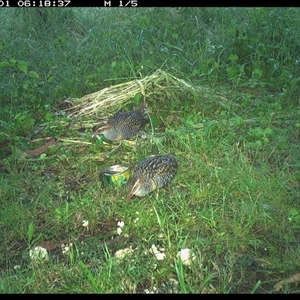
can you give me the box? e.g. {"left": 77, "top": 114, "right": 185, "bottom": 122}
{"left": 115, "top": 246, "right": 133, "bottom": 260}
{"left": 133, "top": 217, "right": 139, "bottom": 223}
{"left": 29, "top": 246, "right": 49, "bottom": 262}
{"left": 155, "top": 252, "right": 165, "bottom": 260}
{"left": 177, "top": 248, "right": 196, "bottom": 266}
{"left": 62, "top": 246, "right": 70, "bottom": 254}
{"left": 13, "top": 265, "right": 21, "bottom": 270}
{"left": 61, "top": 243, "right": 73, "bottom": 255}
{"left": 150, "top": 244, "right": 166, "bottom": 261}
{"left": 144, "top": 286, "right": 158, "bottom": 294}
{"left": 117, "top": 221, "right": 125, "bottom": 227}
{"left": 116, "top": 227, "right": 122, "bottom": 235}
{"left": 82, "top": 220, "right": 89, "bottom": 227}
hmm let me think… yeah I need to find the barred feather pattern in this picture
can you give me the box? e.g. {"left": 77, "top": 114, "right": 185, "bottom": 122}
{"left": 93, "top": 111, "right": 149, "bottom": 141}
{"left": 127, "top": 153, "right": 178, "bottom": 201}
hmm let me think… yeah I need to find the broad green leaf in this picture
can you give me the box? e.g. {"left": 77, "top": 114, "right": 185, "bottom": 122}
{"left": 0, "top": 61, "right": 14, "bottom": 68}
{"left": 264, "top": 127, "right": 273, "bottom": 135}
{"left": 16, "top": 60, "right": 28, "bottom": 74}
{"left": 228, "top": 54, "right": 239, "bottom": 61}
{"left": 253, "top": 68, "right": 263, "bottom": 76}
{"left": 28, "top": 71, "right": 39, "bottom": 79}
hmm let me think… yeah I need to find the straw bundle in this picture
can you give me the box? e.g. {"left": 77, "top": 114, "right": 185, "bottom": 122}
{"left": 58, "top": 69, "right": 207, "bottom": 120}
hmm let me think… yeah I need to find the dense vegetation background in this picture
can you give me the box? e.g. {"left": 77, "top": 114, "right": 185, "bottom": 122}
{"left": 0, "top": 8, "right": 299, "bottom": 293}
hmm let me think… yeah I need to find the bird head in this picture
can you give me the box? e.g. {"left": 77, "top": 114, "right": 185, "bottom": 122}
{"left": 126, "top": 176, "right": 142, "bottom": 203}
{"left": 91, "top": 123, "right": 122, "bottom": 141}
{"left": 92, "top": 124, "right": 108, "bottom": 138}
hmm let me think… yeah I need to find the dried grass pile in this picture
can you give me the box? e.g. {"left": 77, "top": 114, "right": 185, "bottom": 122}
{"left": 58, "top": 69, "right": 210, "bottom": 121}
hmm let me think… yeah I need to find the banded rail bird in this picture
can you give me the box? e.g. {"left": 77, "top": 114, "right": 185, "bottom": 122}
{"left": 127, "top": 153, "right": 178, "bottom": 202}
{"left": 92, "top": 111, "right": 149, "bottom": 142}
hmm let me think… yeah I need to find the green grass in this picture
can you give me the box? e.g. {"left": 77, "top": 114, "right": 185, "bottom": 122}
{"left": 1, "top": 7, "right": 300, "bottom": 294}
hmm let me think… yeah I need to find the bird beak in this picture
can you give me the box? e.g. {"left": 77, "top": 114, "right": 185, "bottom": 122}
{"left": 126, "top": 178, "right": 140, "bottom": 204}
{"left": 91, "top": 129, "right": 99, "bottom": 138}
{"left": 126, "top": 193, "right": 133, "bottom": 203}
{"left": 127, "top": 189, "right": 134, "bottom": 203}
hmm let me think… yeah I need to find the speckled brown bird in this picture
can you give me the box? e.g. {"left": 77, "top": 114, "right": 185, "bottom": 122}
{"left": 127, "top": 153, "right": 178, "bottom": 202}
{"left": 92, "top": 111, "right": 149, "bottom": 142}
